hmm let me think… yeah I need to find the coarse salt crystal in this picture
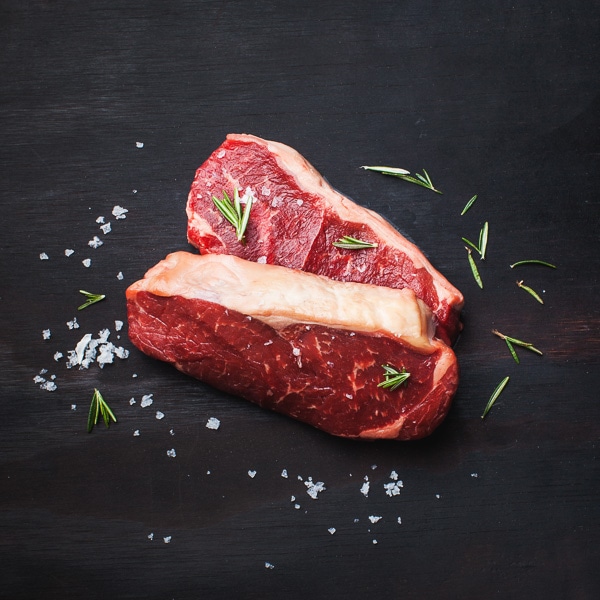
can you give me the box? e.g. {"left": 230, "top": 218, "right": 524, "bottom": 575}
{"left": 115, "top": 320, "right": 123, "bottom": 332}
{"left": 264, "top": 562, "right": 274, "bottom": 570}
{"left": 54, "top": 351, "right": 63, "bottom": 361}
{"left": 384, "top": 481, "right": 403, "bottom": 497}
{"left": 67, "top": 318, "right": 79, "bottom": 330}
{"left": 100, "top": 222, "right": 112, "bottom": 234}
{"left": 42, "top": 329, "right": 51, "bottom": 340}
{"left": 112, "top": 205, "right": 128, "bottom": 219}
{"left": 140, "top": 394, "right": 153, "bottom": 407}
{"left": 166, "top": 449, "right": 176, "bottom": 458}
{"left": 368, "top": 516, "right": 382, "bottom": 523}
{"left": 373, "top": 539, "right": 378, "bottom": 545}
{"left": 117, "top": 271, "right": 124, "bottom": 280}
{"left": 163, "top": 536, "right": 172, "bottom": 544}
{"left": 39, "top": 252, "right": 49, "bottom": 260}
{"left": 296, "top": 199, "right": 303, "bottom": 206}
{"left": 129, "top": 397, "right": 136, "bottom": 405}
{"left": 390, "top": 470, "right": 399, "bottom": 480}
{"left": 292, "top": 348, "right": 301, "bottom": 356}
{"left": 257, "top": 255, "right": 267, "bottom": 264}
{"left": 156, "top": 411, "right": 165, "bottom": 420}
{"left": 206, "top": 417, "right": 220, "bottom": 430}
{"left": 471, "top": 473, "right": 479, "bottom": 478}
{"left": 328, "top": 528, "right": 336, "bottom": 535}
{"left": 248, "top": 470, "right": 257, "bottom": 478}
{"left": 136, "top": 141, "right": 144, "bottom": 148}
{"left": 281, "top": 469, "right": 288, "bottom": 478}
{"left": 96, "top": 216, "right": 105, "bottom": 224}
{"left": 397, "top": 517, "right": 402, "bottom": 525}
{"left": 88, "top": 236, "right": 103, "bottom": 249}
{"left": 64, "top": 249, "right": 75, "bottom": 257}
{"left": 217, "top": 149, "right": 225, "bottom": 158}
{"left": 133, "top": 430, "right": 140, "bottom": 437}
{"left": 169, "top": 429, "right": 175, "bottom": 436}
{"left": 147, "top": 533, "right": 154, "bottom": 541}
{"left": 360, "top": 481, "right": 370, "bottom": 497}
{"left": 41, "top": 380, "right": 57, "bottom": 392}
{"left": 82, "top": 258, "right": 92, "bottom": 268}
{"left": 71, "top": 404, "right": 77, "bottom": 410}
{"left": 304, "top": 478, "right": 326, "bottom": 499}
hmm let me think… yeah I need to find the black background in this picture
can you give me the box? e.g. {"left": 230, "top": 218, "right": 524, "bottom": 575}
{"left": 1, "top": 1, "right": 599, "bottom": 599}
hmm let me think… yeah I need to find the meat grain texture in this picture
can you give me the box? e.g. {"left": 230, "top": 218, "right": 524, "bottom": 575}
{"left": 127, "top": 253, "right": 459, "bottom": 440}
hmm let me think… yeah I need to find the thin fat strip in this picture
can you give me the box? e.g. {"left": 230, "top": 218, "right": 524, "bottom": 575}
{"left": 126, "top": 252, "right": 459, "bottom": 440}
{"left": 186, "top": 133, "right": 464, "bottom": 345}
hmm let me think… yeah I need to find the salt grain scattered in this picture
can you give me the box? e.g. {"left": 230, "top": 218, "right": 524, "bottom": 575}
{"left": 115, "top": 320, "right": 123, "bottom": 332}
{"left": 471, "top": 473, "right": 479, "bottom": 478}
{"left": 257, "top": 255, "right": 267, "bottom": 264}
{"left": 54, "top": 351, "right": 63, "bottom": 361}
{"left": 304, "top": 477, "right": 326, "bottom": 499}
{"left": 217, "top": 149, "right": 225, "bottom": 158}
{"left": 117, "top": 271, "right": 124, "bottom": 280}
{"left": 112, "top": 205, "right": 128, "bottom": 220}
{"left": 96, "top": 216, "right": 105, "bottom": 224}
{"left": 100, "top": 222, "right": 112, "bottom": 234}
{"left": 148, "top": 533, "right": 154, "bottom": 541}
{"left": 39, "top": 252, "right": 49, "bottom": 260}
{"left": 82, "top": 258, "right": 91, "bottom": 268}
{"left": 136, "top": 141, "right": 144, "bottom": 148}
{"left": 369, "top": 516, "right": 382, "bottom": 524}
{"left": 88, "top": 236, "right": 103, "bottom": 249}
{"left": 360, "top": 481, "right": 370, "bottom": 497}
{"left": 42, "top": 329, "right": 51, "bottom": 340}
{"left": 264, "top": 562, "right": 275, "bottom": 570}
{"left": 281, "top": 469, "right": 288, "bottom": 478}
{"left": 397, "top": 517, "right": 402, "bottom": 525}
{"left": 140, "top": 394, "right": 153, "bottom": 407}
{"left": 248, "top": 470, "right": 257, "bottom": 478}
{"left": 129, "top": 397, "right": 136, "bottom": 405}
{"left": 64, "top": 249, "right": 75, "bottom": 257}
{"left": 66, "top": 317, "right": 79, "bottom": 330}
{"left": 156, "top": 411, "right": 165, "bottom": 420}
{"left": 328, "top": 528, "right": 336, "bottom": 535}
{"left": 71, "top": 404, "right": 77, "bottom": 410}
{"left": 206, "top": 417, "right": 220, "bottom": 430}
{"left": 169, "top": 429, "right": 175, "bottom": 436}
{"left": 133, "top": 430, "right": 140, "bottom": 437}
{"left": 163, "top": 536, "right": 172, "bottom": 544}
{"left": 166, "top": 449, "right": 176, "bottom": 458}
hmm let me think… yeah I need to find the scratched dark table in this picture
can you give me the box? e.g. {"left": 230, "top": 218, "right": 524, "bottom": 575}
{"left": 1, "top": 1, "right": 598, "bottom": 599}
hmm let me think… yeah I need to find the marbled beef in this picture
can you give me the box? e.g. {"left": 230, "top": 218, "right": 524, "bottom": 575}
{"left": 186, "top": 134, "right": 464, "bottom": 345}
{"left": 126, "top": 252, "right": 458, "bottom": 441}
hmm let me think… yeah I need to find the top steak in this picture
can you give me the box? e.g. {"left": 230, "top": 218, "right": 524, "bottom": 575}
{"left": 186, "top": 133, "right": 464, "bottom": 345}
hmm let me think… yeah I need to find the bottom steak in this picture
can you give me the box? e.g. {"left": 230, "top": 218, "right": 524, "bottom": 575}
{"left": 126, "top": 252, "right": 459, "bottom": 441}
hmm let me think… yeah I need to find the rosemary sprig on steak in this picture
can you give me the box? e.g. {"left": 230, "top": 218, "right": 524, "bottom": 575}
{"left": 78, "top": 290, "right": 106, "bottom": 311}
{"left": 377, "top": 365, "right": 410, "bottom": 391}
{"left": 87, "top": 388, "right": 117, "bottom": 433}
{"left": 332, "top": 235, "right": 378, "bottom": 250}
{"left": 212, "top": 188, "right": 253, "bottom": 244}
{"left": 481, "top": 376, "right": 510, "bottom": 419}
{"left": 361, "top": 165, "right": 442, "bottom": 194}
{"left": 492, "top": 329, "right": 543, "bottom": 363}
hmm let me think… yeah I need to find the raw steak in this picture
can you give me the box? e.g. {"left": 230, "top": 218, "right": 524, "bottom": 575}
{"left": 126, "top": 252, "right": 459, "bottom": 441}
{"left": 186, "top": 134, "right": 464, "bottom": 345}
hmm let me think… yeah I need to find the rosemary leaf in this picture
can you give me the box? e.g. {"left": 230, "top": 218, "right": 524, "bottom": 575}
{"left": 377, "top": 365, "right": 410, "bottom": 391}
{"left": 510, "top": 260, "right": 557, "bottom": 269}
{"left": 78, "top": 290, "right": 106, "bottom": 311}
{"left": 516, "top": 280, "right": 544, "bottom": 304}
{"left": 460, "top": 195, "right": 478, "bottom": 216}
{"left": 466, "top": 247, "right": 483, "bottom": 288}
{"left": 462, "top": 237, "right": 480, "bottom": 254}
{"left": 479, "top": 222, "right": 489, "bottom": 260}
{"left": 87, "top": 389, "right": 117, "bottom": 433}
{"left": 361, "top": 165, "right": 442, "bottom": 194}
{"left": 505, "top": 338, "right": 519, "bottom": 364}
{"left": 332, "top": 235, "right": 378, "bottom": 250}
{"left": 481, "top": 376, "right": 510, "bottom": 419}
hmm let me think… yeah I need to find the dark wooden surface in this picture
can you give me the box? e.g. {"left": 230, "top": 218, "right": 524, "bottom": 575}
{"left": 1, "top": 2, "right": 599, "bottom": 598}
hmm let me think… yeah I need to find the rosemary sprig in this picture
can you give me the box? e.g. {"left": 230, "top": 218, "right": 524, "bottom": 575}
{"left": 361, "top": 165, "right": 442, "bottom": 194}
{"left": 332, "top": 235, "right": 378, "bottom": 250}
{"left": 481, "top": 376, "right": 510, "bottom": 419}
{"left": 78, "top": 290, "right": 106, "bottom": 311}
{"left": 212, "top": 188, "right": 253, "bottom": 244}
{"left": 377, "top": 365, "right": 410, "bottom": 391}
{"left": 516, "top": 280, "right": 544, "bottom": 304}
{"left": 87, "top": 388, "right": 117, "bottom": 433}
{"left": 492, "top": 329, "right": 543, "bottom": 363}
{"left": 460, "top": 195, "right": 478, "bottom": 215}
{"left": 466, "top": 247, "right": 483, "bottom": 288}
{"left": 510, "top": 260, "right": 557, "bottom": 269}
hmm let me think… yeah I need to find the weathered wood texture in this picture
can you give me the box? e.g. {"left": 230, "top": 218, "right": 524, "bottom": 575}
{"left": 1, "top": 1, "right": 598, "bottom": 598}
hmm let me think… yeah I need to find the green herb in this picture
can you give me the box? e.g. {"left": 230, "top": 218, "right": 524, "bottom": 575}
{"left": 466, "top": 247, "right": 483, "bottom": 288}
{"left": 462, "top": 222, "right": 489, "bottom": 260}
{"left": 492, "top": 329, "right": 543, "bottom": 363}
{"left": 460, "top": 195, "right": 478, "bottom": 215}
{"left": 87, "top": 388, "right": 117, "bottom": 433}
{"left": 361, "top": 165, "right": 442, "bottom": 194}
{"left": 510, "top": 260, "right": 557, "bottom": 269}
{"left": 481, "top": 376, "right": 510, "bottom": 419}
{"left": 516, "top": 280, "right": 544, "bottom": 304}
{"left": 377, "top": 365, "right": 410, "bottom": 391}
{"left": 332, "top": 235, "right": 378, "bottom": 250}
{"left": 212, "top": 188, "right": 253, "bottom": 244}
{"left": 78, "top": 290, "right": 106, "bottom": 311}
